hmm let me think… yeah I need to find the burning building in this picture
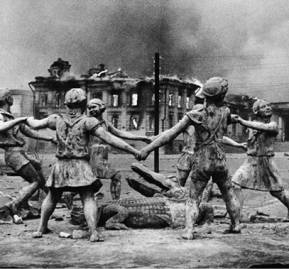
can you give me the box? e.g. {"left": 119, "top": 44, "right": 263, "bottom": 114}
{"left": 29, "top": 58, "right": 201, "bottom": 153}
{"left": 29, "top": 58, "right": 289, "bottom": 153}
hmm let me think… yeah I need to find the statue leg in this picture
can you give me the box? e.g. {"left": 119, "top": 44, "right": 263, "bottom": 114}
{"left": 176, "top": 152, "right": 192, "bottom": 187}
{"left": 79, "top": 189, "right": 104, "bottom": 242}
{"left": 270, "top": 189, "right": 289, "bottom": 218}
{"left": 32, "top": 188, "right": 62, "bottom": 238}
{"left": 197, "top": 203, "right": 214, "bottom": 225}
{"left": 182, "top": 172, "right": 209, "bottom": 240}
{"left": 103, "top": 204, "right": 129, "bottom": 230}
{"left": 232, "top": 183, "right": 245, "bottom": 212}
{"left": 6, "top": 162, "right": 45, "bottom": 219}
{"left": 215, "top": 173, "right": 241, "bottom": 233}
{"left": 110, "top": 172, "right": 121, "bottom": 200}
{"left": 177, "top": 169, "right": 190, "bottom": 187}
{"left": 201, "top": 178, "right": 213, "bottom": 203}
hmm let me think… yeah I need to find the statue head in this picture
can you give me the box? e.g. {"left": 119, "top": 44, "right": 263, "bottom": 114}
{"left": 87, "top": 98, "right": 106, "bottom": 117}
{"left": 201, "top": 77, "right": 228, "bottom": 103}
{"left": 64, "top": 88, "right": 87, "bottom": 111}
{"left": 252, "top": 99, "right": 272, "bottom": 118}
{"left": 0, "top": 89, "right": 13, "bottom": 107}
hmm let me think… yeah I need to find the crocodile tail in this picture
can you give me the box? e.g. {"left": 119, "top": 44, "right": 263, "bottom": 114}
{"left": 131, "top": 163, "right": 169, "bottom": 191}
{"left": 126, "top": 177, "right": 161, "bottom": 197}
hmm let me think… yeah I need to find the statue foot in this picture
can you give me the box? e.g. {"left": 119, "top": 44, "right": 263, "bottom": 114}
{"left": 32, "top": 227, "right": 51, "bottom": 238}
{"left": 89, "top": 231, "right": 104, "bottom": 242}
{"left": 197, "top": 223, "right": 212, "bottom": 234}
{"left": 181, "top": 229, "right": 196, "bottom": 240}
{"left": 32, "top": 231, "right": 43, "bottom": 238}
{"left": 43, "top": 228, "right": 52, "bottom": 234}
{"left": 223, "top": 224, "right": 241, "bottom": 234}
{"left": 12, "top": 215, "right": 23, "bottom": 224}
{"left": 105, "top": 222, "right": 129, "bottom": 230}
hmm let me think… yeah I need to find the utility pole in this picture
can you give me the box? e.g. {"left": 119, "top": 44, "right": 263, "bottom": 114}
{"left": 154, "top": 52, "right": 160, "bottom": 172}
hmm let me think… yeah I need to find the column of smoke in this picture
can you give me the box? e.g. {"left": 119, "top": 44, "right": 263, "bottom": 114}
{"left": 2, "top": 0, "right": 289, "bottom": 102}
{"left": 94, "top": 0, "right": 289, "bottom": 102}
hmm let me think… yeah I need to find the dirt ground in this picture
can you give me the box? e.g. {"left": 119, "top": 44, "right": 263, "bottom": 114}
{"left": 1, "top": 153, "right": 289, "bottom": 268}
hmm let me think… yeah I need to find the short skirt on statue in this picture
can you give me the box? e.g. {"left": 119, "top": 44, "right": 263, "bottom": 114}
{"left": 232, "top": 155, "right": 284, "bottom": 192}
{"left": 46, "top": 159, "right": 99, "bottom": 190}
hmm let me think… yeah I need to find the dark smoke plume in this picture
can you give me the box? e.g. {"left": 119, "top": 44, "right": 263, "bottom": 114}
{"left": 1, "top": 0, "right": 289, "bottom": 102}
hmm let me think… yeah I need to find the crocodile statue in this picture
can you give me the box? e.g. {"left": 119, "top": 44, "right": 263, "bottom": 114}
{"left": 70, "top": 163, "right": 214, "bottom": 230}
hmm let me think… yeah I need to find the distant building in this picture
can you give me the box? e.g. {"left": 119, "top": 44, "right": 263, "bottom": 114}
{"left": 225, "top": 94, "right": 287, "bottom": 142}
{"left": 9, "top": 89, "right": 33, "bottom": 117}
{"left": 29, "top": 58, "right": 201, "bottom": 153}
{"left": 270, "top": 103, "right": 289, "bottom": 142}
{"left": 28, "top": 58, "right": 289, "bottom": 153}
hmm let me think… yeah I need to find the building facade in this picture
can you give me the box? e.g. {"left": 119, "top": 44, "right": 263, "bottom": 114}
{"left": 29, "top": 59, "right": 200, "bottom": 153}
{"left": 28, "top": 58, "right": 289, "bottom": 153}
{"left": 8, "top": 89, "right": 33, "bottom": 117}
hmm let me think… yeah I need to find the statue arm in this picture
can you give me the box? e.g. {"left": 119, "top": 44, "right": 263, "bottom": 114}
{"left": 0, "top": 116, "right": 27, "bottom": 132}
{"left": 108, "top": 123, "right": 152, "bottom": 143}
{"left": 185, "top": 125, "right": 195, "bottom": 136}
{"left": 26, "top": 115, "right": 57, "bottom": 130}
{"left": 140, "top": 115, "right": 193, "bottom": 159}
{"left": 92, "top": 126, "right": 140, "bottom": 158}
{"left": 222, "top": 136, "right": 247, "bottom": 151}
{"left": 239, "top": 118, "right": 278, "bottom": 133}
{"left": 19, "top": 125, "right": 55, "bottom": 142}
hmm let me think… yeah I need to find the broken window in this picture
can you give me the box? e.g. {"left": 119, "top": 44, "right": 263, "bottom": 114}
{"left": 178, "top": 95, "right": 182, "bottom": 108}
{"left": 92, "top": 92, "right": 103, "bottom": 99}
{"left": 112, "top": 93, "right": 119, "bottom": 107}
{"left": 151, "top": 93, "right": 155, "bottom": 105}
{"left": 40, "top": 93, "right": 48, "bottom": 106}
{"left": 129, "top": 114, "right": 139, "bottom": 130}
{"left": 148, "top": 114, "right": 154, "bottom": 130}
{"left": 131, "top": 93, "right": 138, "bottom": 107}
{"left": 169, "top": 113, "right": 174, "bottom": 128}
{"left": 55, "top": 92, "right": 65, "bottom": 107}
{"left": 168, "top": 94, "right": 173, "bottom": 107}
{"left": 55, "top": 92, "right": 61, "bottom": 107}
{"left": 186, "top": 97, "right": 190, "bottom": 109}
{"left": 111, "top": 114, "right": 119, "bottom": 128}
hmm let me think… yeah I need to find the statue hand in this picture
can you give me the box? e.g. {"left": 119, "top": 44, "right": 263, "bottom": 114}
{"left": 143, "top": 136, "right": 154, "bottom": 144}
{"left": 50, "top": 137, "right": 58, "bottom": 145}
{"left": 19, "top": 117, "right": 28, "bottom": 123}
{"left": 139, "top": 149, "right": 149, "bottom": 161}
{"left": 231, "top": 114, "right": 240, "bottom": 123}
{"left": 134, "top": 150, "right": 142, "bottom": 161}
{"left": 240, "top": 142, "right": 247, "bottom": 151}
{"left": 17, "top": 140, "right": 25, "bottom": 147}
{"left": 26, "top": 117, "right": 35, "bottom": 126}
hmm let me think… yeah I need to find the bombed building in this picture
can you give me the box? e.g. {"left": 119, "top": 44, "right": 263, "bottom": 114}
{"left": 28, "top": 58, "right": 289, "bottom": 153}
{"left": 29, "top": 58, "right": 201, "bottom": 153}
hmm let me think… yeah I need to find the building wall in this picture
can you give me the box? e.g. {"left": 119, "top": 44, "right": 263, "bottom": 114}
{"left": 30, "top": 77, "right": 199, "bottom": 153}
{"left": 9, "top": 89, "right": 33, "bottom": 117}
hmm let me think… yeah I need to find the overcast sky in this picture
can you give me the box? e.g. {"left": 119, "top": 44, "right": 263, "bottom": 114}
{"left": 1, "top": 0, "right": 289, "bottom": 101}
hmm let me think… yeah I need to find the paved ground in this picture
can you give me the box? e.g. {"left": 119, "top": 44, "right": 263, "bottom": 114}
{"left": 1, "top": 153, "right": 289, "bottom": 268}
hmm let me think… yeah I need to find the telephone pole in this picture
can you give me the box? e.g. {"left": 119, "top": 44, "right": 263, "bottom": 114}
{"left": 154, "top": 52, "right": 160, "bottom": 172}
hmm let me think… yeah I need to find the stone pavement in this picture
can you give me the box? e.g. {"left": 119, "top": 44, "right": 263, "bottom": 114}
{"left": 1, "top": 153, "right": 289, "bottom": 267}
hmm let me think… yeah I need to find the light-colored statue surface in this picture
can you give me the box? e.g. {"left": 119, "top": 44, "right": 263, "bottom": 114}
{"left": 232, "top": 99, "right": 289, "bottom": 217}
{"left": 26, "top": 88, "right": 141, "bottom": 242}
{"left": 139, "top": 77, "right": 241, "bottom": 239}
{"left": 87, "top": 98, "right": 151, "bottom": 200}
{"left": 0, "top": 89, "right": 55, "bottom": 224}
